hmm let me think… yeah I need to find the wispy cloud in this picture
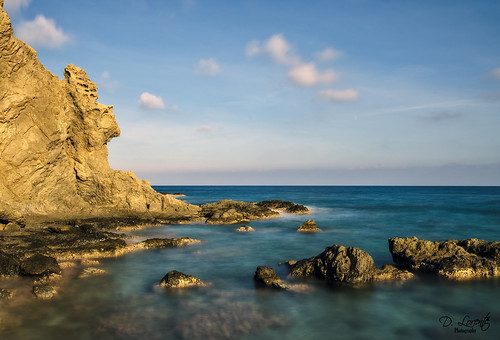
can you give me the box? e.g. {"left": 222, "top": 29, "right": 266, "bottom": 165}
{"left": 195, "top": 58, "right": 221, "bottom": 76}
{"left": 316, "top": 47, "right": 343, "bottom": 62}
{"left": 419, "top": 111, "right": 462, "bottom": 122}
{"left": 317, "top": 88, "right": 359, "bottom": 102}
{"left": 4, "top": 0, "right": 30, "bottom": 13}
{"left": 139, "top": 92, "right": 166, "bottom": 110}
{"left": 246, "top": 33, "right": 301, "bottom": 66}
{"left": 288, "top": 63, "right": 338, "bottom": 87}
{"left": 488, "top": 67, "right": 500, "bottom": 80}
{"left": 15, "top": 15, "right": 69, "bottom": 48}
{"left": 98, "top": 71, "right": 120, "bottom": 93}
{"left": 196, "top": 125, "right": 213, "bottom": 133}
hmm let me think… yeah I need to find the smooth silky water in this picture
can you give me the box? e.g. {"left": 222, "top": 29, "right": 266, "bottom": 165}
{"left": 1, "top": 186, "right": 499, "bottom": 339}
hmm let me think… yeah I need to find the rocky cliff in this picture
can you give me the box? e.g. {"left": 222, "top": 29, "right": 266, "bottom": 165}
{"left": 0, "top": 3, "right": 199, "bottom": 225}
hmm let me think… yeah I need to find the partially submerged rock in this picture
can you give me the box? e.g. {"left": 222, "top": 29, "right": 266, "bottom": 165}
{"left": 160, "top": 270, "right": 206, "bottom": 288}
{"left": 389, "top": 237, "right": 500, "bottom": 280}
{"left": 140, "top": 237, "right": 201, "bottom": 248}
{"left": 254, "top": 266, "right": 288, "bottom": 290}
{"left": 32, "top": 285, "right": 56, "bottom": 300}
{"left": 20, "top": 254, "right": 61, "bottom": 276}
{"left": 235, "top": 226, "right": 255, "bottom": 232}
{"left": 297, "top": 219, "right": 320, "bottom": 232}
{"left": 372, "top": 264, "right": 415, "bottom": 281}
{"left": 79, "top": 267, "right": 107, "bottom": 278}
{"left": 257, "top": 200, "right": 310, "bottom": 214}
{"left": 0, "top": 288, "right": 12, "bottom": 300}
{"left": 200, "top": 200, "right": 280, "bottom": 224}
{"left": 289, "top": 244, "right": 376, "bottom": 284}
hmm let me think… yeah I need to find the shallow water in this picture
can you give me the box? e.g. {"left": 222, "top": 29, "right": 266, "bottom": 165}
{"left": 1, "top": 186, "right": 499, "bottom": 339}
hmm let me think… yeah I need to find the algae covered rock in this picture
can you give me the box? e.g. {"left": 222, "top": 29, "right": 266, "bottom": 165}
{"left": 160, "top": 270, "right": 206, "bottom": 288}
{"left": 20, "top": 254, "right": 61, "bottom": 276}
{"left": 140, "top": 237, "right": 201, "bottom": 248}
{"left": 33, "top": 285, "right": 56, "bottom": 299}
{"left": 200, "top": 200, "right": 280, "bottom": 224}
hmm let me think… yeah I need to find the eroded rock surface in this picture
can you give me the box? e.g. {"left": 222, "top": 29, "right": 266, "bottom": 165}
{"left": 200, "top": 200, "right": 281, "bottom": 224}
{"left": 139, "top": 237, "right": 201, "bottom": 248}
{"left": 0, "top": 4, "right": 199, "bottom": 225}
{"left": 257, "top": 200, "right": 310, "bottom": 214}
{"left": 389, "top": 237, "right": 500, "bottom": 280}
{"left": 297, "top": 219, "right": 320, "bottom": 232}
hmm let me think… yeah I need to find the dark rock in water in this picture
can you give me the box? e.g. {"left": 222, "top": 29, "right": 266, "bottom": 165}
{"left": 32, "top": 285, "right": 56, "bottom": 299}
{"left": 257, "top": 200, "right": 310, "bottom": 214}
{"left": 372, "top": 264, "right": 415, "bottom": 281}
{"left": 389, "top": 237, "right": 500, "bottom": 280}
{"left": 200, "top": 200, "right": 280, "bottom": 224}
{"left": 0, "top": 251, "right": 20, "bottom": 277}
{"left": 289, "top": 244, "right": 376, "bottom": 284}
{"left": 297, "top": 219, "right": 320, "bottom": 232}
{"left": 254, "top": 266, "right": 288, "bottom": 290}
{"left": 140, "top": 237, "right": 201, "bottom": 248}
{"left": 0, "top": 288, "right": 12, "bottom": 300}
{"left": 160, "top": 270, "right": 206, "bottom": 288}
{"left": 20, "top": 254, "right": 61, "bottom": 276}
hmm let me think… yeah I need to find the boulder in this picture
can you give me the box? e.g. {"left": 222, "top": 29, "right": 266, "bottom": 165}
{"left": 235, "top": 226, "right": 255, "bottom": 232}
{"left": 254, "top": 266, "right": 288, "bottom": 289}
{"left": 389, "top": 237, "right": 500, "bottom": 280}
{"left": 257, "top": 200, "right": 310, "bottom": 214}
{"left": 160, "top": 270, "right": 206, "bottom": 288}
{"left": 297, "top": 219, "right": 320, "bottom": 232}
{"left": 0, "top": 251, "right": 20, "bottom": 277}
{"left": 140, "top": 237, "right": 201, "bottom": 248}
{"left": 289, "top": 244, "right": 377, "bottom": 284}
{"left": 20, "top": 254, "right": 61, "bottom": 276}
{"left": 33, "top": 285, "right": 56, "bottom": 299}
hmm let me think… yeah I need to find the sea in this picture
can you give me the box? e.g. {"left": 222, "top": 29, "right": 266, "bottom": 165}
{"left": 1, "top": 186, "right": 499, "bottom": 339}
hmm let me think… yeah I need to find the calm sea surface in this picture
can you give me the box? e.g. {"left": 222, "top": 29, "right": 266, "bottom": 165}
{"left": 2, "top": 186, "right": 499, "bottom": 339}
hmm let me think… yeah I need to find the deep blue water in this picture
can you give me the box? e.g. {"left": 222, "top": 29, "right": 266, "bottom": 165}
{"left": 2, "top": 186, "right": 499, "bottom": 339}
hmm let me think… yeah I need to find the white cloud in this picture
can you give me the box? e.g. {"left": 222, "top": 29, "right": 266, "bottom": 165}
{"left": 316, "top": 47, "right": 343, "bottom": 62}
{"left": 317, "top": 89, "right": 360, "bottom": 102}
{"left": 288, "top": 63, "right": 338, "bottom": 87}
{"left": 195, "top": 58, "right": 221, "bottom": 76}
{"left": 98, "top": 71, "right": 120, "bottom": 93}
{"left": 489, "top": 67, "right": 500, "bottom": 80}
{"left": 4, "top": 0, "right": 30, "bottom": 13}
{"left": 16, "top": 15, "right": 69, "bottom": 48}
{"left": 139, "top": 92, "right": 166, "bottom": 110}
{"left": 246, "top": 34, "right": 300, "bottom": 66}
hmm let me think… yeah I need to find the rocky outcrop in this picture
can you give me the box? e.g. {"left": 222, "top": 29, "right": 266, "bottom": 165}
{"left": 0, "top": 4, "right": 199, "bottom": 225}
{"left": 200, "top": 200, "right": 281, "bottom": 224}
{"left": 254, "top": 266, "right": 288, "bottom": 289}
{"left": 139, "top": 237, "right": 201, "bottom": 248}
{"left": 256, "top": 200, "right": 310, "bottom": 214}
{"left": 20, "top": 254, "right": 61, "bottom": 276}
{"left": 297, "top": 219, "right": 320, "bottom": 232}
{"left": 159, "top": 270, "right": 206, "bottom": 288}
{"left": 389, "top": 237, "right": 500, "bottom": 280}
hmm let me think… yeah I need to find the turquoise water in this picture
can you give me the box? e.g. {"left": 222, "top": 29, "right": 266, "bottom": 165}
{"left": 2, "top": 186, "right": 500, "bottom": 339}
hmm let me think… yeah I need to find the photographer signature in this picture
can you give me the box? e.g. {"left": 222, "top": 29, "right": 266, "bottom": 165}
{"left": 439, "top": 312, "right": 490, "bottom": 331}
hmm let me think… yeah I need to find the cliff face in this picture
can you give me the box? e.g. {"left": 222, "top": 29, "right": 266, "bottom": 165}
{"left": 0, "top": 3, "right": 199, "bottom": 224}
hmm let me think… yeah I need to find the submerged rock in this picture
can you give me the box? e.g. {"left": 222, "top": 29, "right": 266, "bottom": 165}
{"left": 290, "top": 244, "right": 376, "bottom": 284}
{"left": 257, "top": 200, "right": 310, "bottom": 214}
{"left": 0, "top": 251, "right": 20, "bottom": 277}
{"left": 389, "top": 237, "right": 500, "bottom": 280}
{"left": 0, "top": 288, "right": 12, "bottom": 300}
{"left": 235, "top": 226, "right": 255, "bottom": 232}
{"left": 160, "top": 270, "right": 206, "bottom": 288}
{"left": 140, "top": 237, "right": 201, "bottom": 248}
{"left": 79, "top": 267, "right": 107, "bottom": 278}
{"left": 20, "top": 254, "right": 61, "bottom": 276}
{"left": 297, "top": 219, "right": 320, "bottom": 232}
{"left": 254, "top": 266, "right": 288, "bottom": 290}
{"left": 200, "top": 200, "right": 280, "bottom": 224}
{"left": 32, "top": 285, "right": 56, "bottom": 300}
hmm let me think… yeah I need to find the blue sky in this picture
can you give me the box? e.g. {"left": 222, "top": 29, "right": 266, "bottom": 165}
{"left": 4, "top": 0, "right": 500, "bottom": 185}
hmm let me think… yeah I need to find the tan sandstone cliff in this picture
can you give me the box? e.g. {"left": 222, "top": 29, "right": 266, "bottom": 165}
{"left": 0, "top": 2, "right": 199, "bottom": 226}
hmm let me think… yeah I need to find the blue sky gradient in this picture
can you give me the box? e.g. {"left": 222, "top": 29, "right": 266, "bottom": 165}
{"left": 4, "top": 0, "right": 500, "bottom": 184}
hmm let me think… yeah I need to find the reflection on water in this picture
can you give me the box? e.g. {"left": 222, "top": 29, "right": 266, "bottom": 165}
{"left": 1, "top": 186, "right": 499, "bottom": 339}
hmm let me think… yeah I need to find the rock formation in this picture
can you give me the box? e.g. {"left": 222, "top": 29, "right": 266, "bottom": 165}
{"left": 297, "top": 219, "right": 320, "bottom": 232}
{"left": 0, "top": 3, "right": 199, "bottom": 226}
{"left": 289, "top": 244, "right": 413, "bottom": 284}
{"left": 160, "top": 270, "right": 206, "bottom": 288}
{"left": 254, "top": 266, "right": 288, "bottom": 289}
{"left": 256, "top": 200, "right": 310, "bottom": 214}
{"left": 200, "top": 200, "right": 281, "bottom": 224}
{"left": 389, "top": 237, "right": 500, "bottom": 280}
{"left": 235, "top": 226, "right": 255, "bottom": 232}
